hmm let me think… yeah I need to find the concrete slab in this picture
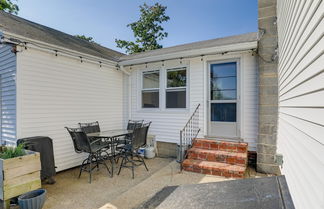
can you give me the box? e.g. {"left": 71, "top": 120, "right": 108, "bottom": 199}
{"left": 42, "top": 158, "right": 270, "bottom": 209}
{"left": 42, "top": 158, "right": 173, "bottom": 209}
{"left": 155, "top": 176, "right": 294, "bottom": 209}
{"left": 100, "top": 161, "right": 232, "bottom": 209}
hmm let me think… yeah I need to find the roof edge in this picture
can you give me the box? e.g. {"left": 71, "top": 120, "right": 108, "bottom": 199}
{"left": 118, "top": 41, "right": 257, "bottom": 66}
{"left": 2, "top": 30, "right": 118, "bottom": 66}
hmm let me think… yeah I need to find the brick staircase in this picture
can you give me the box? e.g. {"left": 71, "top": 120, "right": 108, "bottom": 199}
{"left": 182, "top": 138, "right": 248, "bottom": 178}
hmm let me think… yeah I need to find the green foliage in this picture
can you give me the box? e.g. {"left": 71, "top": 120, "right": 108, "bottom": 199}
{"left": 115, "top": 3, "right": 170, "bottom": 54}
{"left": 75, "top": 35, "right": 95, "bottom": 43}
{"left": 0, "top": 143, "right": 26, "bottom": 159}
{"left": 0, "top": 0, "right": 19, "bottom": 14}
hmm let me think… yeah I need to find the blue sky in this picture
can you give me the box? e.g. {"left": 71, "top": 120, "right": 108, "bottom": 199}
{"left": 17, "top": 0, "right": 257, "bottom": 53}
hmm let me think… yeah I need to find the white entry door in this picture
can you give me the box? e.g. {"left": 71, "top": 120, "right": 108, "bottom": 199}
{"left": 208, "top": 62, "right": 238, "bottom": 138}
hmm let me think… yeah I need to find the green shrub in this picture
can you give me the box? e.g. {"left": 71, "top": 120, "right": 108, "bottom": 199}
{"left": 0, "top": 143, "right": 26, "bottom": 159}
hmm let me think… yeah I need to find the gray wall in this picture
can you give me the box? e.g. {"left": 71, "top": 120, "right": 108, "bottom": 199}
{"left": 257, "top": 0, "right": 280, "bottom": 174}
{"left": 0, "top": 43, "right": 17, "bottom": 145}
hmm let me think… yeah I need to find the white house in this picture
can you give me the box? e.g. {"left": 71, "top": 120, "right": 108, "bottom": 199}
{"left": 0, "top": 0, "right": 324, "bottom": 207}
{"left": 0, "top": 11, "right": 258, "bottom": 171}
{"left": 119, "top": 33, "right": 259, "bottom": 150}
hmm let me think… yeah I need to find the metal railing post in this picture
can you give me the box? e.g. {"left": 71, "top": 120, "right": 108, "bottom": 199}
{"left": 178, "top": 104, "right": 201, "bottom": 171}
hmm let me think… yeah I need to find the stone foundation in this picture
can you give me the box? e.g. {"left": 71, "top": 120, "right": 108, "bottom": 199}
{"left": 156, "top": 141, "right": 177, "bottom": 158}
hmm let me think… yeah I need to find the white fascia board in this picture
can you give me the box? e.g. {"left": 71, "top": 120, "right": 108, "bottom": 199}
{"left": 2, "top": 30, "right": 118, "bottom": 67}
{"left": 119, "top": 41, "right": 257, "bottom": 66}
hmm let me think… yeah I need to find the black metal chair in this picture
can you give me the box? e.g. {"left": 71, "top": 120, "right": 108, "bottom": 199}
{"left": 79, "top": 121, "right": 100, "bottom": 134}
{"left": 79, "top": 121, "right": 112, "bottom": 156}
{"left": 117, "top": 122, "right": 151, "bottom": 179}
{"left": 65, "top": 127, "right": 112, "bottom": 183}
{"left": 115, "top": 120, "right": 144, "bottom": 162}
{"left": 127, "top": 120, "right": 144, "bottom": 131}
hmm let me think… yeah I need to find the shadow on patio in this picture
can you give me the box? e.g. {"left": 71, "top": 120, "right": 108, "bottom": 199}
{"left": 43, "top": 157, "right": 268, "bottom": 209}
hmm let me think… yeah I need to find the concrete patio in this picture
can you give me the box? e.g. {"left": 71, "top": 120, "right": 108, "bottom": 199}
{"left": 42, "top": 157, "right": 270, "bottom": 209}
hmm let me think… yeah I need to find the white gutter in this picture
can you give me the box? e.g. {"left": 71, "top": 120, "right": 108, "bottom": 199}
{"left": 119, "top": 41, "right": 257, "bottom": 66}
{"left": 1, "top": 30, "right": 120, "bottom": 69}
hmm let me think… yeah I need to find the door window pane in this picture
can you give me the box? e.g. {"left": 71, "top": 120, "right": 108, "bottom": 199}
{"left": 211, "top": 77, "right": 236, "bottom": 91}
{"left": 211, "top": 103, "right": 236, "bottom": 122}
{"left": 210, "top": 62, "right": 237, "bottom": 101}
{"left": 143, "top": 71, "right": 159, "bottom": 89}
{"left": 142, "top": 91, "right": 159, "bottom": 108}
{"left": 211, "top": 90, "right": 237, "bottom": 100}
{"left": 167, "top": 68, "right": 186, "bottom": 88}
{"left": 211, "top": 62, "right": 236, "bottom": 78}
{"left": 166, "top": 89, "right": 186, "bottom": 108}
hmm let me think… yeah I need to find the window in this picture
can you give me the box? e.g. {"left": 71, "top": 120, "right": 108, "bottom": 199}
{"left": 166, "top": 68, "right": 187, "bottom": 108}
{"left": 210, "top": 62, "right": 237, "bottom": 100}
{"left": 142, "top": 71, "right": 159, "bottom": 108}
{"left": 210, "top": 62, "right": 237, "bottom": 122}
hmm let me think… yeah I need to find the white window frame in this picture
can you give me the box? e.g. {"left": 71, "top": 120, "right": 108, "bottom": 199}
{"left": 165, "top": 67, "right": 188, "bottom": 109}
{"left": 141, "top": 70, "right": 160, "bottom": 109}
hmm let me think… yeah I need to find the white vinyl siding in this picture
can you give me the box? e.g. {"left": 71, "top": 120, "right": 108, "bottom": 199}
{"left": 128, "top": 52, "right": 258, "bottom": 150}
{"left": 16, "top": 47, "right": 125, "bottom": 171}
{"left": 0, "top": 44, "right": 16, "bottom": 145}
{"left": 277, "top": 1, "right": 324, "bottom": 209}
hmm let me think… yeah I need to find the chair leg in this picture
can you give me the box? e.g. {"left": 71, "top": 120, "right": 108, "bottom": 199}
{"left": 78, "top": 158, "right": 88, "bottom": 178}
{"left": 78, "top": 165, "right": 83, "bottom": 178}
{"left": 89, "top": 155, "right": 92, "bottom": 184}
{"left": 96, "top": 153, "right": 100, "bottom": 171}
{"left": 100, "top": 159, "right": 111, "bottom": 177}
{"left": 110, "top": 158, "right": 114, "bottom": 176}
{"left": 137, "top": 154, "right": 149, "bottom": 171}
{"left": 117, "top": 156, "right": 125, "bottom": 175}
{"left": 132, "top": 162, "right": 135, "bottom": 179}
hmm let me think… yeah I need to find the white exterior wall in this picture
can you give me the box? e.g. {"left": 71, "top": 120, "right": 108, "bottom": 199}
{"left": 128, "top": 52, "right": 258, "bottom": 150}
{"left": 277, "top": 1, "right": 324, "bottom": 209}
{"left": 0, "top": 44, "right": 16, "bottom": 145}
{"left": 16, "top": 47, "right": 126, "bottom": 171}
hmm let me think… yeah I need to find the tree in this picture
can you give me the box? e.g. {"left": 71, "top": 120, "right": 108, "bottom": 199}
{"left": 0, "top": 0, "right": 19, "bottom": 14}
{"left": 115, "top": 3, "right": 170, "bottom": 54}
{"left": 74, "top": 35, "right": 95, "bottom": 43}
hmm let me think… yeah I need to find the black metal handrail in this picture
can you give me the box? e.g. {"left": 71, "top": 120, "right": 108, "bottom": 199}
{"left": 179, "top": 104, "right": 200, "bottom": 169}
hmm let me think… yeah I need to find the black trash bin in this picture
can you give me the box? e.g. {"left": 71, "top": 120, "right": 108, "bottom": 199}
{"left": 17, "top": 136, "right": 56, "bottom": 184}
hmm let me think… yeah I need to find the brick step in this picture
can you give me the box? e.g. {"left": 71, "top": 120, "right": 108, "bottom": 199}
{"left": 182, "top": 159, "right": 246, "bottom": 178}
{"left": 192, "top": 138, "right": 248, "bottom": 153}
{"left": 187, "top": 148, "right": 247, "bottom": 166}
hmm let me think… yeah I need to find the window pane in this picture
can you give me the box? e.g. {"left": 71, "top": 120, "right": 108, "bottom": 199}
{"left": 211, "top": 90, "right": 237, "bottom": 100}
{"left": 166, "top": 89, "right": 186, "bottom": 108}
{"left": 167, "top": 68, "right": 186, "bottom": 88}
{"left": 211, "top": 103, "right": 236, "bottom": 122}
{"left": 211, "top": 77, "right": 236, "bottom": 91}
{"left": 142, "top": 91, "right": 159, "bottom": 108}
{"left": 143, "top": 71, "right": 159, "bottom": 89}
{"left": 211, "top": 62, "right": 236, "bottom": 78}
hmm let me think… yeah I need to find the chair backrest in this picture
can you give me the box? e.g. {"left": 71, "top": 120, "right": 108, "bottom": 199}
{"left": 132, "top": 122, "right": 151, "bottom": 150}
{"left": 127, "top": 120, "right": 144, "bottom": 131}
{"left": 65, "top": 127, "right": 91, "bottom": 153}
{"left": 79, "top": 121, "right": 100, "bottom": 134}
